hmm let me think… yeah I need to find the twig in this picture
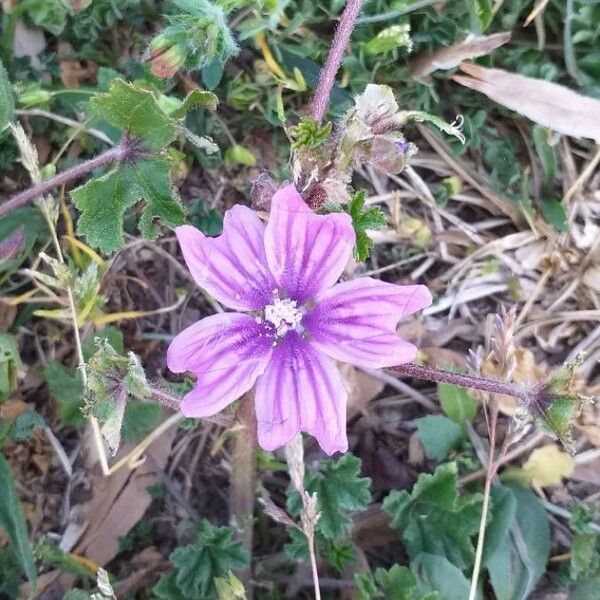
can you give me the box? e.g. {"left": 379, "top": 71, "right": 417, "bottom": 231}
{"left": 230, "top": 393, "right": 258, "bottom": 596}
{"left": 16, "top": 109, "right": 115, "bottom": 146}
{"left": 310, "top": 0, "right": 366, "bottom": 123}
{"left": 0, "top": 137, "right": 138, "bottom": 217}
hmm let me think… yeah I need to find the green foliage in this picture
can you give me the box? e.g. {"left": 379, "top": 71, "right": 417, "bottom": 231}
{"left": 90, "top": 80, "right": 176, "bottom": 150}
{"left": 8, "top": 410, "right": 45, "bottom": 441}
{"left": 541, "top": 199, "right": 568, "bottom": 232}
{"left": 72, "top": 157, "right": 185, "bottom": 253}
{"left": 365, "top": 24, "right": 412, "bottom": 56}
{"left": 383, "top": 462, "right": 482, "bottom": 569}
{"left": 214, "top": 571, "right": 246, "bottom": 599}
{"left": 0, "top": 453, "right": 37, "bottom": 589}
{"left": 0, "top": 57, "right": 14, "bottom": 132}
{"left": 153, "top": 520, "right": 248, "bottom": 599}
{"left": 35, "top": 538, "right": 94, "bottom": 581}
{"left": 411, "top": 553, "right": 474, "bottom": 600}
{"left": 415, "top": 415, "right": 463, "bottom": 461}
{"left": 356, "top": 564, "right": 441, "bottom": 600}
{"left": 290, "top": 118, "right": 332, "bottom": 149}
{"left": 288, "top": 453, "right": 371, "bottom": 539}
{"left": 0, "top": 209, "right": 47, "bottom": 284}
{"left": 224, "top": 144, "right": 257, "bottom": 166}
{"left": 189, "top": 200, "right": 224, "bottom": 236}
{"left": 84, "top": 339, "right": 157, "bottom": 453}
{"left": 0, "top": 334, "right": 20, "bottom": 403}
{"left": 438, "top": 383, "right": 479, "bottom": 425}
{"left": 343, "top": 191, "right": 388, "bottom": 262}
{"left": 484, "top": 485, "right": 550, "bottom": 600}
{"left": 171, "top": 89, "right": 219, "bottom": 119}
{"left": 45, "top": 361, "right": 85, "bottom": 427}
{"left": 570, "top": 533, "right": 600, "bottom": 581}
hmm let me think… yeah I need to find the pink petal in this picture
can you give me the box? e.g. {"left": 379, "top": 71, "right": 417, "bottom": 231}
{"left": 254, "top": 332, "right": 348, "bottom": 455}
{"left": 175, "top": 206, "right": 276, "bottom": 311}
{"left": 167, "top": 313, "right": 273, "bottom": 417}
{"left": 304, "top": 277, "right": 432, "bottom": 369}
{"left": 264, "top": 184, "right": 355, "bottom": 303}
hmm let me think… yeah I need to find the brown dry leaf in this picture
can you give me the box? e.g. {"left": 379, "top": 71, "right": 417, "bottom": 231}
{"left": 453, "top": 63, "right": 600, "bottom": 143}
{"left": 575, "top": 401, "right": 600, "bottom": 446}
{"left": 0, "top": 398, "right": 28, "bottom": 419}
{"left": 0, "top": 302, "right": 17, "bottom": 332}
{"left": 410, "top": 32, "right": 511, "bottom": 79}
{"left": 34, "top": 422, "right": 178, "bottom": 595}
{"left": 482, "top": 347, "right": 544, "bottom": 414}
{"left": 74, "top": 427, "right": 176, "bottom": 566}
{"left": 522, "top": 444, "right": 574, "bottom": 487}
{"left": 339, "top": 363, "right": 385, "bottom": 417}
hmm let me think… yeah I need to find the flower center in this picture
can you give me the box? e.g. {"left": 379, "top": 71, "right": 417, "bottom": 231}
{"left": 262, "top": 297, "right": 303, "bottom": 338}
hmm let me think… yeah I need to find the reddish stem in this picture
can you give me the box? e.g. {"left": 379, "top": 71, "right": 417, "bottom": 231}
{"left": 310, "top": 0, "right": 366, "bottom": 123}
{"left": 389, "top": 362, "right": 529, "bottom": 402}
{"left": 0, "top": 137, "right": 139, "bottom": 217}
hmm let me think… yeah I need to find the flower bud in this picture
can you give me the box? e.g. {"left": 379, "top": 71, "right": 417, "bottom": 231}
{"left": 17, "top": 88, "right": 51, "bottom": 108}
{"left": 148, "top": 43, "right": 187, "bottom": 78}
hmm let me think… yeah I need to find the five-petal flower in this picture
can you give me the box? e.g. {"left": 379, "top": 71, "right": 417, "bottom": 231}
{"left": 167, "top": 184, "right": 432, "bottom": 454}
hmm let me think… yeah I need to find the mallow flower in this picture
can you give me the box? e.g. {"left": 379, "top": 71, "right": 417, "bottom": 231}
{"left": 167, "top": 184, "right": 431, "bottom": 454}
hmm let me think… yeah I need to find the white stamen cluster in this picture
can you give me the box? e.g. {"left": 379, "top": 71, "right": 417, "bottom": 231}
{"left": 261, "top": 297, "right": 303, "bottom": 338}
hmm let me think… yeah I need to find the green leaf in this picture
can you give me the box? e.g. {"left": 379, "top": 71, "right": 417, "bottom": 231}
{"left": 45, "top": 361, "right": 85, "bottom": 427}
{"left": 121, "top": 400, "right": 162, "bottom": 444}
{"left": 284, "top": 526, "right": 309, "bottom": 561}
{"left": 541, "top": 199, "right": 568, "bottom": 232}
{"left": 10, "top": 410, "right": 45, "bottom": 441}
{"left": 224, "top": 144, "right": 257, "bottom": 166}
{"left": 438, "top": 383, "right": 478, "bottom": 425}
{"left": 0, "top": 334, "right": 21, "bottom": 403}
{"left": 214, "top": 571, "right": 246, "bottom": 599}
{"left": 167, "top": 520, "right": 248, "bottom": 598}
{"left": 0, "top": 208, "right": 47, "bottom": 283}
{"left": 346, "top": 190, "right": 388, "bottom": 262}
{"left": 383, "top": 462, "right": 482, "bottom": 569}
{"left": 484, "top": 485, "right": 550, "bottom": 600}
{"left": 365, "top": 24, "right": 412, "bottom": 56}
{"left": 415, "top": 415, "right": 463, "bottom": 461}
{"left": 570, "top": 533, "right": 599, "bottom": 580}
{"left": 411, "top": 553, "right": 474, "bottom": 600}
{"left": 0, "top": 453, "right": 37, "bottom": 588}
{"left": 288, "top": 453, "right": 372, "bottom": 539}
{"left": 72, "top": 157, "right": 185, "bottom": 253}
{"left": 0, "top": 57, "right": 14, "bottom": 132}
{"left": 90, "top": 80, "right": 176, "bottom": 149}
{"left": 532, "top": 126, "right": 556, "bottom": 187}
{"left": 322, "top": 539, "right": 355, "bottom": 573}
{"left": 171, "top": 89, "right": 219, "bottom": 118}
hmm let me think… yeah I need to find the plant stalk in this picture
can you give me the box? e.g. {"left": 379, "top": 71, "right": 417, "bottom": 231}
{"left": 310, "top": 0, "right": 366, "bottom": 123}
{"left": 0, "top": 138, "right": 136, "bottom": 217}
{"left": 468, "top": 403, "right": 499, "bottom": 600}
{"left": 230, "top": 393, "right": 258, "bottom": 595}
{"left": 389, "top": 362, "right": 529, "bottom": 402}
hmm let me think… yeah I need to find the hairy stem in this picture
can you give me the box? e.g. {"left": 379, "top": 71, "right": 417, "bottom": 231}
{"left": 389, "top": 362, "right": 529, "bottom": 402}
{"left": 230, "top": 394, "right": 258, "bottom": 595}
{"left": 0, "top": 137, "right": 137, "bottom": 217}
{"left": 310, "top": 0, "right": 366, "bottom": 123}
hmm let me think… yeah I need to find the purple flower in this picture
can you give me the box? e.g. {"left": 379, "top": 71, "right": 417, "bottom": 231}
{"left": 167, "top": 184, "right": 431, "bottom": 454}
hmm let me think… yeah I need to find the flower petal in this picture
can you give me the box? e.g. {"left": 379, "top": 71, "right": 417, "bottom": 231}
{"left": 167, "top": 313, "right": 273, "bottom": 417}
{"left": 264, "top": 184, "right": 355, "bottom": 303}
{"left": 175, "top": 206, "right": 276, "bottom": 311}
{"left": 254, "top": 332, "right": 348, "bottom": 455}
{"left": 304, "top": 277, "right": 432, "bottom": 369}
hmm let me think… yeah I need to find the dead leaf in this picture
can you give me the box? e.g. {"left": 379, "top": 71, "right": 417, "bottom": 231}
{"left": 482, "top": 347, "right": 544, "bottom": 414}
{"left": 575, "top": 401, "right": 600, "bottom": 446}
{"left": 339, "top": 363, "right": 385, "bottom": 417}
{"left": 410, "top": 32, "right": 511, "bottom": 79}
{"left": 0, "top": 303, "right": 17, "bottom": 332}
{"left": 74, "top": 426, "right": 176, "bottom": 565}
{"left": 522, "top": 444, "right": 574, "bottom": 487}
{"left": 453, "top": 63, "right": 600, "bottom": 143}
